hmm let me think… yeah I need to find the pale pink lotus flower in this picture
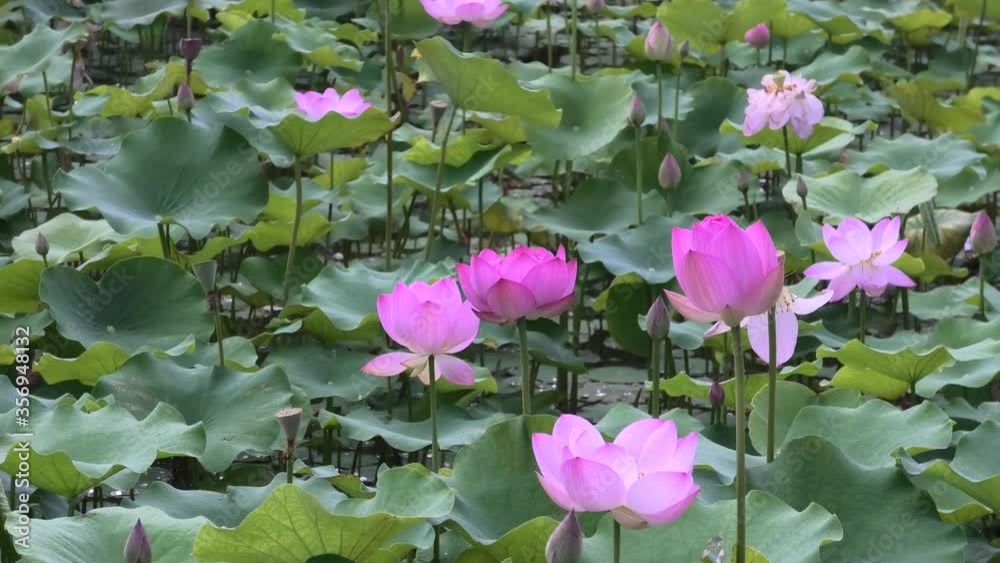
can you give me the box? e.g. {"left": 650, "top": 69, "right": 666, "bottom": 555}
{"left": 742, "top": 70, "right": 824, "bottom": 139}
{"left": 644, "top": 21, "right": 673, "bottom": 62}
{"left": 457, "top": 246, "right": 577, "bottom": 325}
{"left": 804, "top": 216, "right": 915, "bottom": 301}
{"left": 419, "top": 0, "right": 509, "bottom": 27}
{"left": 533, "top": 414, "right": 700, "bottom": 529}
{"left": 706, "top": 288, "right": 833, "bottom": 366}
{"left": 293, "top": 88, "right": 371, "bottom": 120}
{"left": 665, "top": 215, "right": 785, "bottom": 329}
{"left": 361, "top": 278, "right": 480, "bottom": 385}
{"left": 965, "top": 210, "right": 997, "bottom": 256}
{"left": 744, "top": 23, "right": 770, "bottom": 49}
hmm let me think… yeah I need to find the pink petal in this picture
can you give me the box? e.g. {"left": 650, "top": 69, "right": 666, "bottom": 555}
{"left": 456, "top": 262, "right": 491, "bottom": 313}
{"left": 704, "top": 320, "right": 732, "bottom": 337}
{"left": 533, "top": 434, "right": 571, "bottom": 479}
{"left": 678, "top": 251, "right": 737, "bottom": 314}
{"left": 869, "top": 216, "right": 901, "bottom": 253}
{"left": 444, "top": 300, "right": 480, "bottom": 353}
{"left": 613, "top": 418, "right": 667, "bottom": 460}
{"left": 534, "top": 292, "right": 575, "bottom": 319}
{"left": 874, "top": 239, "right": 908, "bottom": 267}
{"left": 789, "top": 291, "right": 833, "bottom": 316}
{"left": 406, "top": 301, "right": 452, "bottom": 354}
{"left": 521, "top": 258, "right": 576, "bottom": 313}
{"left": 581, "top": 443, "right": 639, "bottom": 487}
{"left": 433, "top": 354, "right": 475, "bottom": 385}
{"left": 744, "top": 221, "right": 780, "bottom": 272}
{"left": 361, "top": 352, "right": 423, "bottom": 376}
{"left": 485, "top": 279, "right": 537, "bottom": 323}
{"left": 670, "top": 226, "right": 692, "bottom": 283}
{"left": 561, "top": 457, "right": 627, "bottom": 512}
{"left": 637, "top": 422, "right": 678, "bottom": 474}
{"left": 838, "top": 218, "right": 873, "bottom": 261}
{"left": 804, "top": 261, "right": 849, "bottom": 281}
{"left": 664, "top": 290, "right": 720, "bottom": 323}
{"left": 746, "top": 310, "right": 797, "bottom": 366}
{"left": 884, "top": 266, "right": 915, "bottom": 288}
{"left": 664, "top": 433, "right": 698, "bottom": 473}
{"left": 822, "top": 225, "right": 859, "bottom": 265}
{"left": 741, "top": 259, "right": 785, "bottom": 317}
{"left": 624, "top": 472, "right": 699, "bottom": 525}
{"left": 553, "top": 414, "right": 606, "bottom": 456}
{"left": 537, "top": 472, "right": 579, "bottom": 511}
{"left": 825, "top": 273, "right": 858, "bottom": 302}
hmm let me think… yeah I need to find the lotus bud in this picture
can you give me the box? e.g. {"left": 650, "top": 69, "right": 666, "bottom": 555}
{"left": 736, "top": 169, "right": 750, "bottom": 193}
{"left": 275, "top": 407, "right": 303, "bottom": 444}
{"left": 678, "top": 39, "right": 689, "bottom": 59}
{"left": 796, "top": 176, "right": 808, "bottom": 200}
{"left": 191, "top": 260, "right": 217, "bottom": 294}
{"left": 430, "top": 100, "right": 448, "bottom": 130}
{"left": 969, "top": 210, "right": 997, "bottom": 256}
{"left": 628, "top": 94, "right": 646, "bottom": 127}
{"left": 587, "top": 0, "right": 605, "bottom": 11}
{"left": 177, "top": 83, "right": 195, "bottom": 113}
{"left": 645, "top": 297, "right": 670, "bottom": 341}
{"left": 545, "top": 511, "right": 583, "bottom": 563}
{"left": 123, "top": 519, "right": 152, "bottom": 563}
{"left": 709, "top": 381, "right": 725, "bottom": 408}
{"left": 744, "top": 23, "right": 770, "bottom": 49}
{"left": 35, "top": 233, "right": 49, "bottom": 258}
{"left": 658, "top": 117, "right": 672, "bottom": 138}
{"left": 644, "top": 21, "right": 673, "bottom": 63}
{"left": 179, "top": 37, "right": 203, "bottom": 61}
{"left": 658, "top": 154, "right": 681, "bottom": 190}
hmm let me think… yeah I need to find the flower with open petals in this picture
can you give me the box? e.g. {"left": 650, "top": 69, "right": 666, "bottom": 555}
{"left": 362, "top": 278, "right": 480, "bottom": 385}
{"left": 804, "top": 216, "right": 915, "bottom": 301}
{"left": 665, "top": 215, "right": 785, "bottom": 329}
{"left": 457, "top": 246, "right": 577, "bottom": 325}
{"left": 742, "top": 70, "right": 823, "bottom": 139}
{"left": 419, "top": 0, "right": 509, "bottom": 27}
{"left": 533, "top": 415, "right": 700, "bottom": 529}
{"left": 293, "top": 88, "right": 371, "bottom": 120}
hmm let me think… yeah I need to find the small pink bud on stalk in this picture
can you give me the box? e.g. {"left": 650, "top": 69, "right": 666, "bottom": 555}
{"left": 658, "top": 154, "right": 682, "bottom": 190}
{"left": 737, "top": 169, "right": 750, "bottom": 194}
{"left": 586, "top": 0, "right": 605, "bottom": 12}
{"left": 124, "top": 519, "right": 152, "bottom": 563}
{"left": 645, "top": 297, "right": 670, "bottom": 341}
{"left": 177, "top": 83, "right": 195, "bottom": 115}
{"left": 546, "top": 511, "right": 583, "bottom": 563}
{"left": 628, "top": 95, "right": 646, "bottom": 127}
{"left": 709, "top": 381, "right": 725, "bottom": 408}
{"left": 969, "top": 210, "right": 997, "bottom": 256}
{"left": 745, "top": 23, "right": 770, "bottom": 49}
{"left": 644, "top": 21, "right": 673, "bottom": 63}
{"left": 35, "top": 233, "right": 50, "bottom": 266}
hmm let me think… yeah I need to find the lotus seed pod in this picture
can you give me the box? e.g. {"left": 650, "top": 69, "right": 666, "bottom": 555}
{"left": 191, "top": 260, "right": 217, "bottom": 293}
{"left": 276, "top": 407, "right": 303, "bottom": 443}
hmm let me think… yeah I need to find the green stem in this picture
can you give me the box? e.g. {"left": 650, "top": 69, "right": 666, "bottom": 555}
{"left": 41, "top": 72, "right": 54, "bottom": 126}
{"left": 979, "top": 274, "right": 986, "bottom": 320}
{"left": 285, "top": 443, "right": 294, "bottom": 484}
{"left": 649, "top": 338, "right": 660, "bottom": 416}
{"left": 858, "top": 291, "right": 867, "bottom": 344}
{"left": 634, "top": 124, "right": 643, "bottom": 225}
{"left": 424, "top": 106, "right": 459, "bottom": 260}
{"left": 41, "top": 151, "right": 53, "bottom": 212}
{"left": 673, "top": 67, "right": 681, "bottom": 138}
{"left": 969, "top": 0, "right": 986, "bottom": 88}
{"left": 282, "top": 159, "right": 303, "bottom": 303}
{"left": 766, "top": 308, "right": 777, "bottom": 463}
{"left": 655, "top": 63, "right": 663, "bottom": 130}
{"left": 270, "top": 0, "right": 275, "bottom": 23}
{"left": 186, "top": 6, "right": 192, "bottom": 37}
{"left": 518, "top": 318, "right": 532, "bottom": 415}
{"left": 215, "top": 308, "right": 225, "bottom": 367}
{"left": 157, "top": 223, "right": 170, "bottom": 259}
{"left": 383, "top": 0, "right": 395, "bottom": 271}
{"left": 902, "top": 287, "right": 911, "bottom": 329}
{"left": 733, "top": 333, "right": 747, "bottom": 563}
{"left": 570, "top": 0, "right": 578, "bottom": 79}
{"left": 782, "top": 126, "right": 792, "bottom": 177}
{"left": 613, "top": 519, "right": 621, "bottom": 563}
{"left": 428, "top": 355, "right": 440, "bottom": 472}
{"left": 463, "top": 23, "right": 472, "bottom": 52}
{"left": 546, "top": 9, "right": 553, "bottom": 70}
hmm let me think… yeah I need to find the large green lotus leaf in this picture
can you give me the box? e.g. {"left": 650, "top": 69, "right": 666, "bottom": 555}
{"left": 321, "top": 406, "right": 512, "bottom": 453}
{"left": 936, "top": 167, "right": 1000, "bottom": 208}
{"left": 677, "top": 78, "right": 746, "bottom": 156}
{"left": 0, "top": 402, "right": 205, "bottom": 499}
{"left": 8, "top": 505, "right": 206, "bottom": 563}
{"left": 888, "top": 7, "right": 952, "bottom": 34}
{"left": 270, "top": 107, "right": 394, "bottom": 158}
{"left": 901, "top": 421, "right": 1000, "bottom": 513}
{"left": 90, "top": 0, "right": 235, "bottom": 28}
{"left": 599, "top": 273, "right": 652, "bottom": 358}
{"left": 0, "top": 259, "right": 44, "bottom": 314}
{"left": 394, "top": 145, "right": 517, "bottom": 196}
{"left": 0, "top": 179, "right": 30, "bottom": 220}
{"left": 390, "top": 0, "right": 441, "bottom": 39}
{"left": 657, "top": 0, "right": 726, "bottom": 51}
{"left": 0, "top": 310, "right": 51, "bottom": 367}
{"left": 748, "top": 381, "right": 862, "bottom": 457}
{"left": 263, "top": 343, "right": 380, "bottom": 400}
{"left": 819, "top": 339, "right": 954, "bottom": 400}
{"left": 722, "top": 116, "right": 864, "bottom": 157}
{"left": 0, "top": 24, "right": 83, "bottom": 87}
{"left": 672, "top": 160, "right": 745, "bottom": 216}
{"left": 333, "top": 465, "right": 454, "bottom": 519}
{"left": 747, "top": 437, "right": 966, "bottom": 563}
{"left": 909, "top": 276, "right": 999, "bottom": 321}
{"left": 888, "top": 81, "right": 984, "bottom": 134}
{"left": 917, "top": 359, "right": 999, "bottom": 398}
{"left": 415, "top": 37, "right": 560, "bottom": 126}
{"left": 915, "top": 317, "right": 1000, "bottom": 362}
{"left": 275, "top": 19, "right": 362, "bottom": 70}
{"left": 781, "top": 168, "right": 937, "bottom": 222}
{"left": 523, "top": 72, "right": 631, "bottom": 161}
{"left": 796, "top": 45, "right": 871, "bottom": 86}
{"left": 524, "top": 178, "right": 663, "bottom": 242}
{"left": 12, "top": 213, "right": 118, "bottom": 264}
{"left": 39, "top": 257, "right": 214, "bottom": 353}
{"left": 659, "top": 367, "right": 814, "bottom": 410}
{"left": 57, "top": 118, "right": 268, "bottom": 239}
{"left": 580, "top": 491, "right": 841, "bottom": 563}
{"left": 282, "top": 261, "right": 453, "bottom": 342}
{"left": 193, "top": 484, "right": 425, "bottom": 562}
{"left": 35, "top": 342, "right": 130, "bottom": 386}
{"left": 909, "top": 469, "right": 992, "bottom": 524}
{"left": 94, "top": 353, "right": 299, "bottom": 473}
{"left": 845, "top": 133, "right": 986, "bottom": 181}
{"left": 193, "top": 20, "right": 302, "bottom": 87}
{"left": 577, "top": 216, "right": 690, "bottom": 285}
{"left": 455, "top": 517, "right": 555, "bottom": 563}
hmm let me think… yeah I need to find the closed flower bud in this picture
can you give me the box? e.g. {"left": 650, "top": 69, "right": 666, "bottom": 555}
{"left": 179, "top": 37, "right": 203, "bottom": 61}
{"left": 275, "top": 407, "right": 303, "bottom": 443}
{"left": 796, "top": 176, "right": 808, "bottom": 200}
{"left": 191, "top": 260, "right": 217, "bottom": 294}
{"left": 658, "top": 154, "right": 681, "bottom": 190}
{"left": 587, "top": 0, "right": 605, "bottom": 11}
{"left": 744, "top": 23, "right": 770, "bottom": 49}
{"left": 124, "top": 519, "right": 152, "bottom": 563}
{"left": 430, "top": 99, "right": 448, "bottom": 130}
{"left": 678, "top": 39, "right": 689, "bottom": 59}
{"left": 644, "top": 21, "right": 673, "bottom": 63}
{"left": 709, "top": 381, "right": 725, "bottom": 408}
{"left": 969, "top": 210, "right": 997, "bottom": 256}
{"left": 546, "top": 511, "right": 583, "bottom": 563}
{"left": 736, "top": 169, "right": 750, "bottom": 193}
{"left": 628, "top": 95, "right": 646, "bottom": 127}
{"left": 177, "top": 83, "right": 195, "bottom": 113}
{"left": 34, "top": 233, "right": 49, "bottom": 257}
{"left": 645, "top": 297, "right": 670, "bottom": 341}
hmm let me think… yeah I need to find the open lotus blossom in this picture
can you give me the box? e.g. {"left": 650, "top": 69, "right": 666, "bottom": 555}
{"left": 362, "top": 278, "right": 480, "bottom": 385}
{"left": 804, "top": 216, "right": 915, "bottom": 301}
{"left": 419, "top": 0, "right": 509, "bottom": 27}
{"left": 742, "top": 70, "right": 823, "bottom": 139}
{"left": 707, "top": 288, "right": 833, "bottom": 366}
{"left": 533, "top": 415, "right": 699, "bottom": 529}
{"left": 665, "top": 215, "right": 785, "bottom": 329}
{"left": 293, "top": 88, "right": 371, "bottom": 120}
{"left": 457, "top": 246, "right": 577, "bottom": 324}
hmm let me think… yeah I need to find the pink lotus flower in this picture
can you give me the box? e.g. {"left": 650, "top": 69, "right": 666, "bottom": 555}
{"left": 744, "top": 23, "right": 770, "bottom": 49}
{"left": 361, "top": 278, "right": 480, "bottom": 385}
{"left": 293, "top": 88, "right": 371, "bottom": 120}
{"left": 457, "top": 246, "right": 577, "bottom": 324}
{"left": 966, "top": 210, "right": 997, "bottom": 256}
{"left": 419, "top": 0, "right": 509, "bottom": 28}
{"left": 804, "top": 216, "right": 915, "bottom": 301}
{"left": 533, "top": 415, "right": 700, "bottom": 529}
{"left": 742, "top": 70, "right": 824, "bottom": 139}
{"left": 644, "top": 21, "right": 673, "bottom": 62}
{"left": 665, "top": 215, "right": 785, "bottom": 329}
{"left": 708, "top": 288, "right": 832, "bottom": 366}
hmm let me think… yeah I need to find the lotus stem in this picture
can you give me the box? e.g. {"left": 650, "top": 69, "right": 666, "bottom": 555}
{"left": 570, "top": 0, "right": 579, "bottom": 79}
{"left": 649, "top": 339, "right": 661, "bottom": 416}
{"left": 271, "top": 0, "right": 276, "bottom": 23}
{"left": 214, "top": 305, "right": 225, "bottom": 367}
{"left": 673, "top": 66, "right": 681, "bottom": 138}
{"left": 613, "top": 519, "right": 621, "bottom": 563}
{"left": 285, "top": 442, "right": 294, "bottom": 484}
{"left": 766, "top": 308, "right": 777, "bottom": 462}
{"left": 518, "top": 317, "right": 532, "bottom": 415}
{"left": 282, "top": 159, "right": 304, "bottom": 303}
{"left": 463, "top": 23, "right": 472, "bottom": 52}
{"left": 979, "top": 274, "right": 986, "bottom": 320}
{"left": 41, "top": 72, "right": 54, "bottom": 126}
{"left": 969, "top": 0, "right": 986, "bottom": 89}
{"left": 733, "top": 332, "right": 747, "bottom": 563}
{"left": 428, "top": 355, "right": 441, "bottom": 471}
{"left": 859, "top": 291, "right": 867, "bottom": 344}
{"left": 634, "top": 124, "right": 643, "bottom": 225}
{"left": 546, "top": 8, "right": 554, "bottom": 71}
{"left": 424, "top": 105, "right": 459, "bottom": 260}
{"left": 384, "top": 0, "right": 394, "bottom": 271}
{"left": 656, "top": 63, "right": 663, "bottom": 131}
{"left": 782, "top": 125, "right": 792, "bottom": 178}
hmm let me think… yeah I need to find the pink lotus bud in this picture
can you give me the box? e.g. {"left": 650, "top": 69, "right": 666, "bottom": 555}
{"left": 745, "top": 23, "right": 770, "bottom": 49}
{"left": 796, "top": 176, "right": 808, "bottom": 199}
{"left": 546, "top": 511, "right": 583, "bottom": 563}
{"left": 658, "top": 154, "right": 681, "bottom": 190}
{"left": 709, "top": 381, "right": 725, "bottom": 408}
{"left": 124, "top": 519, "right": 152, "bottom": 563}
{"left": 645, "top": 297, "right": 670, "bottom": 341}
{"left": 628, "top": 95, "right": 646, "bottom": 127}
{"left": 35, "top": 233, "right": 49, "bottom": 257}
{"left": 644, "top": 21, "right": 673, "bottom": 62}
{"left": 969, "top": 210, "right": 997, "bottom": 256}
{"left": 737, "top": 169, "right": 750, "bottom": 193}
{"left": 177, "top": 83, "right": 195, "bottom": 113}
{"left": 587, "top": 0, "right": 605, "bottom": 11}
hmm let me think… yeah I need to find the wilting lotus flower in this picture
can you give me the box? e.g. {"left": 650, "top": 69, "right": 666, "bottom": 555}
{"left": 362, "top": 278, "right": 480, "bottom": 385}
{"left": 294, "top": 88, "right": 371, "bottom": 120}
{"left": 744, "top": 23, "right": 770, "bottom": 48}
{"left": 457, "top": 246, "right": 577, "bottom": 324}
{"left": 804, "top": 216, "right": 914, "bottom": 301}
{"left": 665, "top": 215, "right": 785, "bottom": 329}
{"left": 533, "top": 415, "right": 699, "bottom": 529}
{"left": 966, "top": 210, "right": 997, "bottom": 256}
{"left": 419, "top": 0, "right": 509, "bottom": 27}
{"left": 708, "top": 288, "right": 832, "bottom": 366}
{"left": 742, "top": 70, "right": 823, "bottom": 139}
